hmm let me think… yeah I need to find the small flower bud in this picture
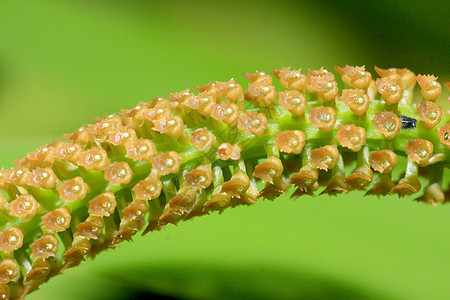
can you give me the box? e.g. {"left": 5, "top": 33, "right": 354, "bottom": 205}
{"left": 8, "top": 194, "right": 39, "bottom": 219}
{"left": 125, "top": 138, "right": 156, "bottom": 162}
{"left": 132, "top": 171, "right": 162, "bottom": 200}
{"left": 372, "top": 111, "right": 401, "bottom": 139}
{"left": 184, "top": 92, "right": 216, "bottom": 116}
{"left": 166, "top": 187, "right": 197, "bottom": 211}
{"left": 215, "top": 79, "right": 244, "bottom": 102}
{"left": 309, "top": 106, "right": 336, "bottom": 132}
{"left": 277, "top": 90, "right": 307, "bottom": 115}
{"left": 369, "top": 150, "right": 397, "bottom": 173}
{"left": 310, "top": 73, "right": 338, "bottom": 101}
{"left": 160, "top": 187, "right": 198, "bottom": 223}
{"left": 273, "top": 67, "right": 307, "bottom": 90}
{"left": 438, "top": 123, "right": 450, "bottom": 149}
{"left": 57, "top": 176, "right": 88, "bottom": 201}
{"left": 0, "top": 227, "right": 24, "bottom": 252}
{"left": 30, "top": 233, "right": 59, "bottom": 258}
{"left": 335, "top": 124, "right": 366, "bottom": 152}
{"left": 104, "top": 161, "right": 133, "bottom": 185}
{"left": 417, "top": 100, "right": 442, "bottom": 129}
{"left": 77, "top": 147, "right": 109, "bottom": 171}
{"left": 145, "top": 99, "right": 173, "bottom": 120}
{"left": 75, "top": 215, "right": 104, "bottom": 240}
{"left": 27, "top": 167, "right": 57, "bottom": 189}
{"left": 23, "top": 257, "right": 51, "bottom": 285}
{"left": 203, "top": 187, "right": 231, "bottom": 212}
{"left": 345, "top": 165, "right": 373, "bottom": 189}
{"left": 88, "top": 115, "right": 123, "bottom": 136}
{"left": 190, "top": 128, "right": 216, "bottom": 152}
{"left": 218, "top": 143, "right": 241, "bottom": 161}
{"left": 158, "top": 210, "right": 183, "bottom": 226}
{"left": 290, "top": 164, "right": 319, "bottom": 192}
{"left": 416, "top": 74, "right": 442, "bottom": 101}
{"left": 275, "top": 130, "right": 305, "bottom": 154}
{"left": 237, "top": 111, "right": 268, "bottom": 136}
{"left": 221, "top": 172, "right": 250, "bottom": 198}
{"left": 253, "top": 157, "right": 284, "bottom": 185}
{"left": 53, "top": 141, "right": 82, "bottom": 163}
{"left": 340, "top": 89, "right": 370, "bottom": 115}
{"left": 88, "top": 192, "right": 117, "bottom": 217}
{"left": 245, "top": 81, "right": 277, "bottom": 106}
{"left": 310, "top": 145, "right": 339, "bottom": 171}
{"left": 108, "top": 128, "right": 137, "bottom": 146}
{"left": 121, "top": 199, "right": 149, "bottom": 225}
{"left": 41, "top": 208, "right": 71, "bottom": 232}
{"left": 335, "top": 65, "right": 372, "bottom": 89}
{"left": 211, "top": 102, "right": 240, "bottom": 125}
{"left": 405, "top": 138, "right": 433, "bottom": 166}
{"left": 391, "top": 176, "right": 421, "bottom": 197}
{"left": 376, "top": 78, "right": 402, "bottom": 104}
{"left": 152, "top": 115, "right": 185, "bottom": 138}
{"left": 63, "top": 235, "right": 91, "bottom": 263}
{"left": 87, "top": 115, "right": 122, "bottom": 143}
{"left": 184, "top": 165, "right": 213, "bottom": 190}
{"left": 0, "top": 259, "right": 19, "bottom": 283}
{"left": 152, "top": 151, "right": 182, "bottom": 175}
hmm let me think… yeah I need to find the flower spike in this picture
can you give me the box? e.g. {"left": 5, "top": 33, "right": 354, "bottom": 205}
{"left": 0, "top": 65, "right": 448, "bottom": 299}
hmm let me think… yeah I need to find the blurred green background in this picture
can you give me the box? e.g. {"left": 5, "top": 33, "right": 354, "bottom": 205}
{"left": 0, "top": 0, "right": 449, "bottom": 299}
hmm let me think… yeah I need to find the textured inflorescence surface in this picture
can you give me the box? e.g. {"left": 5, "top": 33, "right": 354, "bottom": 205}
{"left": 0, "top": 65, "right": 449, "bottom": 299}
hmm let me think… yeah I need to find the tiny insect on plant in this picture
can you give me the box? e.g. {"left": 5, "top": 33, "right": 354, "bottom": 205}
{"left": 0, "top": 65, "right": 449, "bottom": 299}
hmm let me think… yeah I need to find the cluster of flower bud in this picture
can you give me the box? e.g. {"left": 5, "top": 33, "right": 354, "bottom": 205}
{"left": 0, "top": 64, "right": 449, "bottom": 299}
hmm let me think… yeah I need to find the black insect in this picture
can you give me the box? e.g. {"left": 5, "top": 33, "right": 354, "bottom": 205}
{"left": 400, "top": 116, "right": 417, "bottom": 129}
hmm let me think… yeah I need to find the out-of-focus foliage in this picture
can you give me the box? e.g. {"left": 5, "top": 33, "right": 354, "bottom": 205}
{"left": 0, "top": 0, "right": 448, "bottom": 299}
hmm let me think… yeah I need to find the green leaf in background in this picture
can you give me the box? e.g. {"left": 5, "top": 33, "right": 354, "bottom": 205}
{"left": 0, "top": 0, "right": 448, "bottom": 299}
